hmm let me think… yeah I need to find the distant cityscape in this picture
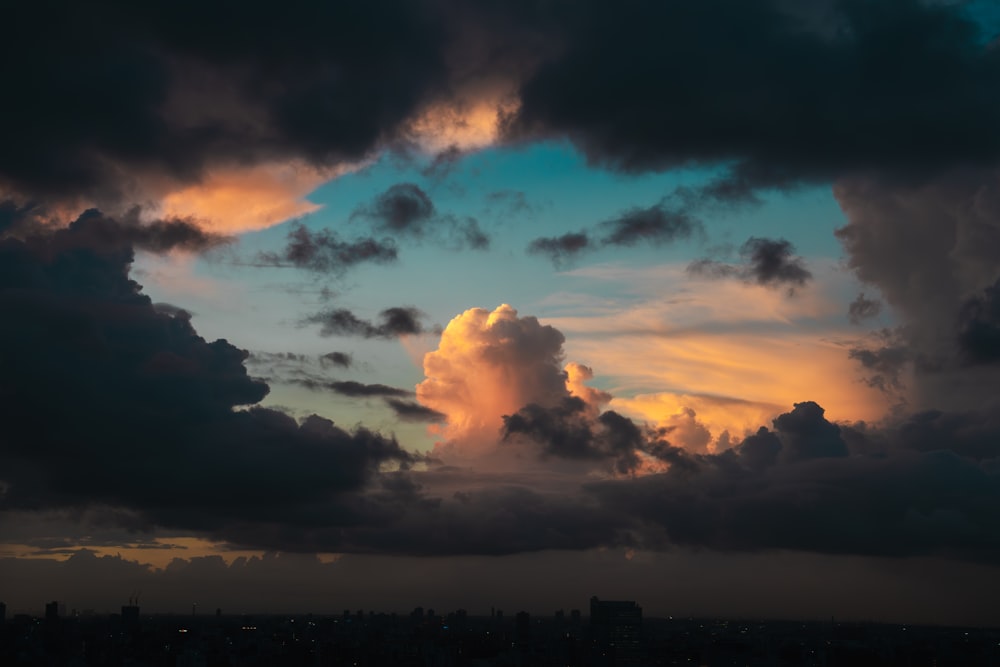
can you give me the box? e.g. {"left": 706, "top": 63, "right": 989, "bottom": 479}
{"left": 1, "top": 596, "right": 998, "bottom": 666}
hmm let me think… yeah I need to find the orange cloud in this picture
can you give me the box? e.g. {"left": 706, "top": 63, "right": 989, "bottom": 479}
{"left": 417, "top": 304, "right": 569, "bottom": 449}
{"left": 157, "top": 161, "right": 335, "bottom": 234}
{"left": 544, "top": 262, "right": 891, "bottom": 441}
{"left": 416, "top": 285, "right": 885, "bottom": 466}
{"left": 561, "top": 329, "right": 886, "bottom": 436}
{"left": 406, "top": 90, "right": 519, "bottom": 155}
{"left": 565, "top": 362, "right": 612, "bottom": 416}
{"left": 613, "top": 393, "right": 785, "bottom": 453}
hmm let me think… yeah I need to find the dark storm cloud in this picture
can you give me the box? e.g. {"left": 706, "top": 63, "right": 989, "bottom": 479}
{"left": 7, "top": 0, "right": 1000, "bottom": 210}
{"left": 351, "top": 183, "right": 490, "bottom": 250}
{"left": 486, "top": 398, "right": 1000, "bottom": 560}
{"left": 893, "top": 407, "right": 1000, "bottom": 462}
{"left": 0, "top": 203, "right": 231, "bottom": 254}
{"left": 502, "top": 397, "right": 648, "bottom": 475}
{"left": 384, "top": 398, "right": 447, "bottom": 423}
{"left": 584, "top": 401, "right": 1000, "bottom": 560}
{"left": 5, "top": 0, "right": 1000, "bottom": 565}
{"left": 835, "top": 170, "right": 1000, "bottom": 408}
{"left": 0, "top": 1, "right": 448, "bottom": 202}
{"left": 506, "top": 0, "right": 1000, "bottom": 195}
{"left": 119, "top": 216, "right": 231, "bottom": 253}
{"left": 302, "top": 306, "right": 432, "bottom": 339}
{"left": 3, "top": 220, "right": 998, "bottom": 562}
{"left": 849, "top": 292, "right": 883, "bottom": 324}
{"left": 0, "top": 200, "right": 47, "bottom": 236}
{"left": 255, "top": 222, "right": 397, "bottom": 275}
{"left": 849, "top": 337, "right": 912, "bottom": 394}
{"left": 291, "top": 379, "right": 413, "bottom": 399}
{"left": 688, "top": 237, "right": 812, "bottom": 291}
{"left": 0, "top": 218, "right": 414, "bottom": 545}
{"left": 957, "top": 277, "right": 1000, "bottom": 365}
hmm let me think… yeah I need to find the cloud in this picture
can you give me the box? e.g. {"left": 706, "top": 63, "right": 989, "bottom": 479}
{"left": 543, "top": 264, "right": 888, "bottom": 428}
{"left": 385, "top": 398, "right": 447, "bottom": 423}
{"left": 352, "top": 183, "right": 436, "bottom": 234}
{"left": 527, "top": 198, "right": 702, "bottom": 266}
{"left": 688, "top": 237, "right": 812, "bottom": 292}
{"left": 612, "top": 392, "right": 783, "bottom": 455}
{"left": 3, "top": 248, "right": 999, "bottom": 562}
{"left": 527, "top": 232, "right": 592, "bottom": 267}
{"left": 0, "top": 2, "right": 449, "bottom": 205}
{"left": 0, "top": 218, "right": 415, "bottom": 551}
{"left": 351, "top": 183, "right": 490, "bottom": 251}
{"left": 483, "top": 190, "right": 536, "bottom": 218}
{"left": 302, "top": 306, "right": 431, "bottom": 339}
{"left": 599, "top": 203, "right": 700, "bottom": 247}
{"left": 392, "top": 393, "right": 1000, "bottom": 560}
{"left": 414, "top": 305, "right": 659, "bottom": 474}
{"left": 255, "top": 222, "right": 397, "bottom": 275}
{"left": 420, "top": 145, "right": 465, "bottom": 180}
{"left": 291, "top": 379, "right": 413, "bottom": 398}
{"left": 502, "top": 397, "right": 649, "bottom": 475}
{"left": 835, "top": 170, "right": 1000, "bottom": 410}
{"left": 321, "top": 351, "right": 354, "bottom": 368}
{"left": 505, "top": 0, "right": 1000, "bottom": 197}
{"left": 585, "top": 400, "right": 1000, "bottom": 559}
{"left": 1, "top": 203, "right": 232, "bottom": 255}
{"left": 4, "top": 0, "right": 1000, "bottom": 568}
{"left": 0, "top": 199, "right": 50, "bottom": 236}
{"left": 848, "top": 292, "right": 883, "bottom": 325}
{"left": 7, "top": 0, "right": 1000, "bottom": 219}
{"left": 848, "top": 333, "right": 912, "bottom": 395}
{"left": 405, "top": 90, "right": 520, "bottom": 156}
{"left": 155, "top": 162, "right": 331, "bottom": 234}
{"left": 415, "top": 304, "right": 571, "bottom": 446}
{"left": 957, "top": 277, "right": 1000, "bottom": 365}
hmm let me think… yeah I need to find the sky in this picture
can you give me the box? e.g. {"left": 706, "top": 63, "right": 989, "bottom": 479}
{"left": 2, "top": 0, "right": 1000, "bottom": 625}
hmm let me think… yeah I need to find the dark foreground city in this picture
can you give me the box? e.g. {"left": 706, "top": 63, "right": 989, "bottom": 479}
{"left": 2, "top": 597, "right": 998, "bottom": 666}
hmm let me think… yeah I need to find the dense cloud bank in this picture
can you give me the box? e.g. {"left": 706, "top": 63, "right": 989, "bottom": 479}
{"left": 2, "top": 225, "right": 996, "bottom": 561}
{"left": 4, "top": 1, "right": 1000, "bottom": 205}
{"left": 1, "top": 0, "right": 1000, "bottom": 568}
{"left": 836, "top": 170, "right": 1000, "bottom": 409}
{"left": 0, "top": 219, "right": 414, "bottom": 546}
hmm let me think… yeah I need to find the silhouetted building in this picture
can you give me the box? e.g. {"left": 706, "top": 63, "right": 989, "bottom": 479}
{"left": 45, "top": 601, "right": 59, "bottom": 621}
{"left": 122, "top": 603, "right": 140, "bottom": 632}
{"left": 410, "top": 606, "right": 423, "bottom": 623}
{"left": 591, "top": 596, "right": 643, "bottom": 666}
{"left": 515, "top": 611, "right": 531, "bottom": 647}
{"left": 0, "top": 601, "right": 5, "bottom": 624}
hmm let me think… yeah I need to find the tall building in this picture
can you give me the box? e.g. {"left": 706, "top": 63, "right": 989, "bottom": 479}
{"left": 45, "top": 600, "right": 59, "bottom": 621}
{"left": 590, "top": 596, "right": 643, "bottom": 666}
